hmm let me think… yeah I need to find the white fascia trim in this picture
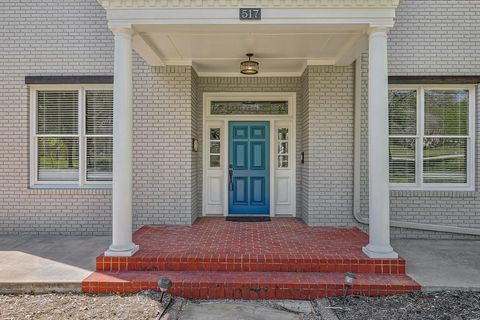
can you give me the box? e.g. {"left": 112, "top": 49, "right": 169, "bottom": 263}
{"left": 105, "top": 8, "right": 396, "bottom": 27}
{"left": 97, "top": 0, "right": 403, "bottom": 10}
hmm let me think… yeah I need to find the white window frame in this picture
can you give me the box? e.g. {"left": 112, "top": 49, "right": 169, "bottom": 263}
{"left": 29, "top": 84, "right": 113, "bottom": 188}
{"left": 389, "top": 84, "right": 476, "bottom": 191}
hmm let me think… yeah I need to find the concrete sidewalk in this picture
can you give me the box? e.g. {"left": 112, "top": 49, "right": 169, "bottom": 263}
{"left": 0, "top": 235, "right": 478, "bottom": 293}
{"left": 0, "top": 235, "right": 109, "bottom": 293}
{"left": 392, "top": 239, "right": 480, "bottom": 291}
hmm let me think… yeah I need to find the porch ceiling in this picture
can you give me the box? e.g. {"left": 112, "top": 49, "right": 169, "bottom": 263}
{"left": 133, "top": 23, "right": 368, "bottom": 76}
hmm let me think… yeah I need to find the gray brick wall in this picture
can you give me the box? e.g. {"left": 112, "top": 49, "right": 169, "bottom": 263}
{"left": 302, "top": 66, "right": 357, "bottom": 226}
{"left": 389, "top": 0, "right": 480, "bottom": 76}
{"left": 299, "top": 69, "right": 309, "bottom": 224}
{"left": 0, "top": 0, "right": 114, "bottom": 235}
{"left": 132, "top": 62, "right": 195, "bottom": 228}
{"left": 191, "top": 69, "right": 202, "bottom": 222}
{"left": 0, "top": 0, "right": 198, "bottom": 234}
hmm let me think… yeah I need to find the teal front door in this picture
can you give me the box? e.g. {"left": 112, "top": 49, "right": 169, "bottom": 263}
{"left": 228, "top": 121, "right": 270, "bottom": 215}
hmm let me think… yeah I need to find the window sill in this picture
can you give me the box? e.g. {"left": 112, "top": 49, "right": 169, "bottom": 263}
{"left": 390, "top": 186, "right": 476, "bottom": 198}
{"left": 29, "top": 184, "right": 112, "bottom": 195}
{"left": 390, "top": 185, "right": 474, "bottom": 192}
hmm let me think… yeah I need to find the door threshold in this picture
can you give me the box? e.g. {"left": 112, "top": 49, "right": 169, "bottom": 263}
{"left": 226, "top": 216, "right": 271, "bottom": 222}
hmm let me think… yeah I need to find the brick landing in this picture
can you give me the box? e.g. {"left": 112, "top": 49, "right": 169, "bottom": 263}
{"left": 85, "top": 218, "right": 420, "bottom": 298}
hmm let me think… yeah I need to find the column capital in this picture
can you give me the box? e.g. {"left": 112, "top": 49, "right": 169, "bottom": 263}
{"left": 367, "top": 26, "right": 390, "bottom": 36}
{"left": 109, "top": 24, "right": 134, "bottom": 36}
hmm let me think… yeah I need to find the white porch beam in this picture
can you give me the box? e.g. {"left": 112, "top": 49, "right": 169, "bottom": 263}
{"left": 132, "top": 33, "right": 165, "bottom": 67}
{"left": 362, "top": 26, "right": 398, "bottom": 259}
{"left": 105, "top": 26, "right": 139, "bottom": 257}
{"left": 335, "top": 33, "right": 368, "bottom": 66}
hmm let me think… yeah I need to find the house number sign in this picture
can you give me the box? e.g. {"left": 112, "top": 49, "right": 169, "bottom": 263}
{"left": 239, "top": 8, "right": 262, "bottom": 20}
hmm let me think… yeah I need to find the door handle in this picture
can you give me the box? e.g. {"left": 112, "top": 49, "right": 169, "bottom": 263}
{"left": 228, "top": 164, "right": 233, "bottom": 191}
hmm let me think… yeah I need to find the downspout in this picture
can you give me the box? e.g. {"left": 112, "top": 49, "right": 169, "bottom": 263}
{"left": 353, "top": 59, "right": 480, "bottom": 236}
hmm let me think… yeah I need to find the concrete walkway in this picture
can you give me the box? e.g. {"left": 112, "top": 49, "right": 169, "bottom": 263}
{"left": 0, "top": 235, "right": 109, "bottom": 293}
{"left": 0, "top": 236, "right": 478, "bottom": 293}
{"left": 392, "top": 239, "right": 480, "bottom": 291}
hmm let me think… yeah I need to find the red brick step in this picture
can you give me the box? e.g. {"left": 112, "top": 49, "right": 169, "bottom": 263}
{"left": 83, "top": 270, "right": 420, "bottom": 299}
{"left": 96, "top": 255, "right": 406, "bottom": 274}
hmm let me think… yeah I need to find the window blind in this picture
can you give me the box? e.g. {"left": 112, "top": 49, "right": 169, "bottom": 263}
{"left": 388, "top": 90, "right": 417, "bottom": 135}
{"left": 37, "top": 91, "right": 78, "bottom": 134}
{"left": 423, "top": 90, "right": 469, "bottom": 184}
{"left": 85, "top": 90, "right": 113, "bottom": 182}
{"left": 86, "top": 90, "right": 113, "bottom": 135}
{"left": 388, "top": 90, "right": 417, "bottom": 183}
{"left": 424, "top": 90, "right": 469, "bottom": 136}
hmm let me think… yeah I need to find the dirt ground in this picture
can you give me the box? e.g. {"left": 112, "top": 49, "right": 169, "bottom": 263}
{"left": 0, "top": 290, "right": 479, "bottom": 320}
{"left": 330, "top": 291, "right": 480, "bottom": 320}
{"left": 0, "top": 291, "right": 167, "bottom": 320}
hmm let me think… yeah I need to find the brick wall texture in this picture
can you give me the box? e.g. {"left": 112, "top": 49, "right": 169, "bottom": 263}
{"left": 301, "top": 66, "right": 357, "bottom": 227}
{"left": 0, "top": 0, "right": 478, "bottom": 239}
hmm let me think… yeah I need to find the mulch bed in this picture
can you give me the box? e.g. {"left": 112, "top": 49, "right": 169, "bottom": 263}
{"left": 330, "top": 290, "right": 480, "bottom": 320}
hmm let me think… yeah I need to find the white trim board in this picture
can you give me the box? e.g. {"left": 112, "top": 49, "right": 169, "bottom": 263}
{"left": 202, "top": 92, "right": 297, "bottom": 217}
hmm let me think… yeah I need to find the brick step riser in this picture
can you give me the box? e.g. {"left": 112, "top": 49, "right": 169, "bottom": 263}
{"left": 96, "top": 261, "right": 406, "bottom": 274}
{"left": 82, "top": 282, "right": 419, "bottom": 299}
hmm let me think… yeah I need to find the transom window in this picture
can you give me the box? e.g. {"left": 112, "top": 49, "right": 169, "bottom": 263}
{"left": 31, "top": 86, "right": 113, "bottom": 187}
{"left": 388, "top": 86, "right": 475, "bottom": 190}
{"left": 211, "top": 101, "right": 288, "bottom": 115}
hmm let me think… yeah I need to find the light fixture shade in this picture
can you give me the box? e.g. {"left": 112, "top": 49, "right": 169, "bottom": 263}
{"left": 240, "top": 53, "right": 259, "bottom": 75}
{"left": 344, "top": 272, "right": 357, "bottom": 286}
{"left": 158, "top": 277, "right": 172, "bottom": 292}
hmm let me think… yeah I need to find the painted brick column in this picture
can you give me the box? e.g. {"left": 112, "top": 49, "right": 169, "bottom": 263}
{"left": 362, "top": 27, "right": 398, "bottom": 259}
{"left": 105, "top": 26, "right": 139, "bottom": 257}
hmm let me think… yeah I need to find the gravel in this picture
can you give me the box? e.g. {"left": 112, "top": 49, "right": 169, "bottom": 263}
{"left": 330, "top": 291, "right": 480, "bottom": 320}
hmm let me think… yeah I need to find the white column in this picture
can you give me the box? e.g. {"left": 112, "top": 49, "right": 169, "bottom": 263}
{"left": 105, "top": 26, "right": 139, "bottom": 257}
{"left": 362, "top": 27, "right": 398, "bottom": 259}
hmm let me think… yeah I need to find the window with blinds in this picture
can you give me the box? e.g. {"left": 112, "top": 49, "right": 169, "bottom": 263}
{"left": 388, "top": 86, "right": 474, "bottom": 190}
{"left": 86, "top": 90, "right": 113, "bottom": 182}
{"left": 32, "top": 86, "right": 113, "bottom": 186}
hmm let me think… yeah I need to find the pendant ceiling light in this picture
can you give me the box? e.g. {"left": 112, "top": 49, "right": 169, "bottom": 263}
{"left": 240, "top": 53, "right": 259, "bottom": 75}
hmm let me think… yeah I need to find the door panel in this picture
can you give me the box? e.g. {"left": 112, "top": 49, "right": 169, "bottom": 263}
{"left": 229, "top": 121, "right": 270, "bottom": 215}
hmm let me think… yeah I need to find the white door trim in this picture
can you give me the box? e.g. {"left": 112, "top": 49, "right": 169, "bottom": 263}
{"left": 202, "top": 92, "right": 296, "bottom": 217}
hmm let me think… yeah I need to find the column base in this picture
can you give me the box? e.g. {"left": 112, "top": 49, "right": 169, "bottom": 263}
{"left": 362, "top": 244, "right": 398, "bottom": 259}
{"left": 104, "top": 243, "right": 139, "bottom": 257}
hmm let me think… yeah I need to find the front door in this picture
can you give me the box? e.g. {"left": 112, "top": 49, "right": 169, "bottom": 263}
{"left": 228, "top": 121, "right": 270, "bottom": 215}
